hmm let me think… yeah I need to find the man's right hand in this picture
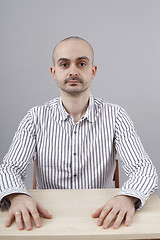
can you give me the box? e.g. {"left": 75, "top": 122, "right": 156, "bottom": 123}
{"left": 5, "top": 193, "right": 52, "bottom": 230}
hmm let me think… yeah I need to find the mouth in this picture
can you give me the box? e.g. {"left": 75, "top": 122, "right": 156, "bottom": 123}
{"left": 64, "top": 76, "right": 83, "bottom": 84}
{"left": 67, "top": 80, "right": 80, "bottom": 84}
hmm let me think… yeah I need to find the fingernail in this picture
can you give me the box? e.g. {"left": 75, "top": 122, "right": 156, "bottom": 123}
{"left": 113, "top": 225, "right": 118, "bottom": 229}
{"left": 26, "top": 225, "right": 32, "bottom": 231}
{"left": 97, "top": 220, "right": 101, "bottom": 226}
{"left": 36, "top": 223, "right": 40, "bottom": 228}
{"left": 18, "top": 225, "right": 23, "bottom": 229}
{"left": 103, "top": 224, "right": 108, "bottom": 229}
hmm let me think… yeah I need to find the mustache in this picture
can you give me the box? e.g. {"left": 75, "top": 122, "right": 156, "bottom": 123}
{"left": 64, "top": 76, "right": 83, "bottom": 84}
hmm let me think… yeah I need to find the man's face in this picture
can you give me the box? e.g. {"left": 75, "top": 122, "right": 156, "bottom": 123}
{"left": 51, "top": 39, "right": 97, "bottom": 95}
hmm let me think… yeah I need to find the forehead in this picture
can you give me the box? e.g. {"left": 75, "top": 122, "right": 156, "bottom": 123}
{"left": 54, "top": 39, "right": 93, "bottom": 64}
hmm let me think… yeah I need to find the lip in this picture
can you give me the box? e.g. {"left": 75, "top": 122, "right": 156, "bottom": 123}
{"left": 67, "top": 81, "right": 80, "bottom": 84}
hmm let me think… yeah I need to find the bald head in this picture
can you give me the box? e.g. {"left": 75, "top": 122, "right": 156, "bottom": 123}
{"left": 52, "top": 36, "right": 94, "bottom": 66}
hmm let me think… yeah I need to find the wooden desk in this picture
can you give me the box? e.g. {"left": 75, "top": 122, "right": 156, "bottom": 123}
{"left": 0, "top": 189, "right": 160, "bottom": 240}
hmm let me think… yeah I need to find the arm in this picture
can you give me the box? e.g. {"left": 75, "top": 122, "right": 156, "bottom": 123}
{"left": 92, "top": 107, "right": 158, "bottom": 229}
{"left": 0, "top": 110, "right": 36, "bottom": 203}
{"left": 0, "top": 109, "right": 38, "bottom": 204}
{"left": 0, "top": 109, "right": 52, "bottom": 229}
{"left": 114, "top": 108, "right": 158, "bottom": 207}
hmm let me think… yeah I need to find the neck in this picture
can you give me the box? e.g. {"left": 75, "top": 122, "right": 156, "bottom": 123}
{"left": 61, "top": 90, "right": 90, "bottom": 122}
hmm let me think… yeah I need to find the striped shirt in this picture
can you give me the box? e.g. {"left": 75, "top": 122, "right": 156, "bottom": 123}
{"left": 0, "top": 94, "right": 158, "bottom": 209}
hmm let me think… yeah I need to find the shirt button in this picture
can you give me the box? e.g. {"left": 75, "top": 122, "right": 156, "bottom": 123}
{"left": 74, "top": 174, "right": 77, "bottom": 177}
{"left": 74, "top": 131, "right": 77, "bottom": 134}
{"left": 73, "top": 152, "right": 76, "bottom": 155}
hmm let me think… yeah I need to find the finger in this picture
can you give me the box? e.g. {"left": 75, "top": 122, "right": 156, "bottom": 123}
{"left": 102, "top": 209, "right": 118, "bottom": 229}
{"left": 91, "top": 208, "right": 103, "bottom": 218}
{"left": 14, "top": 211, "right": 24, "bottom": 230}
{"left": 22, "top": 210, "right": 32, "bottom": 231}
{"left": 112, "top": 211, "right": 126, "bottom": 229}
{"left": 37, "top": 204, "right": 52, "bottom": 219}
{"left": 5, "top": 213, "right": 15, "bottom": 227}
{"left": 97, "top": 206, "right": 112, "bottom": 226}
{"left": 125, "top": 210, "right": 134, "bottom": 227}
{"left": 30, "top": 209, "right": 41, "bottom": 228}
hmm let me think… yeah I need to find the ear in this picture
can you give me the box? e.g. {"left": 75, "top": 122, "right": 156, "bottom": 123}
{"left": 91, "top": 65, "right": 97, "bottom": 80}
{"left": 50, "top": 66, "right": 56, "bottom": 80}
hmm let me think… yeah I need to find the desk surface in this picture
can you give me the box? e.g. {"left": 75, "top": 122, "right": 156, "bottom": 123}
{"left": 0, "top": 189, "right": 160, "bottom": 240}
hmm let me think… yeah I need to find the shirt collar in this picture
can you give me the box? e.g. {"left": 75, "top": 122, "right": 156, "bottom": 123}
{"left": 57, "top": 92, "right": 95, "bottom": 123}
{"left": 58, "top": 97, "right": 70, "bottom": 121}
{"left": 82, "top": 93, "right": 95, "bottom": 123}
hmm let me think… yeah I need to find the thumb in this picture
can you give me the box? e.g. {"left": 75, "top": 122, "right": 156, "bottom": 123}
{"left": 37, "top": 204, "right": 52, "bottom": 219}
{"left": 91, "top": 207, "right": 103, "bottom": 218}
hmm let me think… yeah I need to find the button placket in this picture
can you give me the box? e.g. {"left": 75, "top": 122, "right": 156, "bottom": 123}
{"left": 72, "top": 123, "right": 78, "bottom": 187}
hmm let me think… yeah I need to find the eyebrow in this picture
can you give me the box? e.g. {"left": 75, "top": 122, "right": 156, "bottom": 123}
{"left": 57, "top": 56, "right": 90, "bottom": 64}
{"left": 57, "top": 58, "right": 69, "bottom": 63}
{"left": 77, "top": 56, "right": 90, "bottom": 62}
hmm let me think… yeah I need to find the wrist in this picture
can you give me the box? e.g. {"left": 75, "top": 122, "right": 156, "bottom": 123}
{"left": 129, "top": 196, "right": 139, "bottom": 204}
{"left": 115, "top": 195, "right": 139, "bottom": 205}
{"left": 5, "top": 193, "right": 27, "bottom": 202}
{"left": 124, "top": 195, "right": 141, "bottom": 210}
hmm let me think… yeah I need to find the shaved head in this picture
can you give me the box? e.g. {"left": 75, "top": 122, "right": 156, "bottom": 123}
{"left": 52, "top": 36, "right": 94, "bottom": 66}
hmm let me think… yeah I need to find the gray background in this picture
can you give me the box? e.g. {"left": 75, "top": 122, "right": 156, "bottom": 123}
{"left": 0, "top": 0, "right": 159, "bottom": 197}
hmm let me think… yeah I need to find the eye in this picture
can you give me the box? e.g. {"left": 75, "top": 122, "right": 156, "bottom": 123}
{"left": 60, "top": 62, "right": 68, "bottom": 68}
{"left": 61, "top": 63, "right": 67, "bottom": 67}
{"left": 79, "top": 62, "right": 86, "bottom": 67}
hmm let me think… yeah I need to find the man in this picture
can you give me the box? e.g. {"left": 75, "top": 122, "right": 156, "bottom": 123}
{"left": 0, "top": 36, "right": 158, "bottom": 231}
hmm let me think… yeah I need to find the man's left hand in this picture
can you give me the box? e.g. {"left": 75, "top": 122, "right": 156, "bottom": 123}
{"left": 91, "top": 195, "right": 138, "bottom": 229}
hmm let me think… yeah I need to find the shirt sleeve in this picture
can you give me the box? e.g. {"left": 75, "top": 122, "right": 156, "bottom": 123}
{"left": 0, "top": 109, "right": 36, "bottom": 207}
{"left": 114, "top": 107, "right": 158, "bottom": 210}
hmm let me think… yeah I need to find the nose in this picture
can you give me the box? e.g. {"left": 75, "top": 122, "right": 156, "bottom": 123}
{"left": 69, "top": 72, "right": 78, "bottom": 76}
{"left": 69, "top": 64, "right": 78, "bottom": 76}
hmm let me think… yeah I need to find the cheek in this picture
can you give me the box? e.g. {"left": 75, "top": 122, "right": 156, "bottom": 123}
{"left": 56, "top": 69, "right": 68, "bottom": 78}
{"left": 54, "top": 71, "right": 62, "bottom": 80}
{"left": 86, "top": 70, "right": 94, "bottom": 79}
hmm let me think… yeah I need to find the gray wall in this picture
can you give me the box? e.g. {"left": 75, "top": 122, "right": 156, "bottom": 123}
{"left": 0, "top": 0, "right": 159, "bottom": 196}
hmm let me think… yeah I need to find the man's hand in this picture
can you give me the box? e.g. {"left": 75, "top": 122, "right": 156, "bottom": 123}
{"left": 92, "top": 195, "right": 138, "bottom": 229}
{"left": 5, "top": 193, "right": 52, "bottom": 231}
